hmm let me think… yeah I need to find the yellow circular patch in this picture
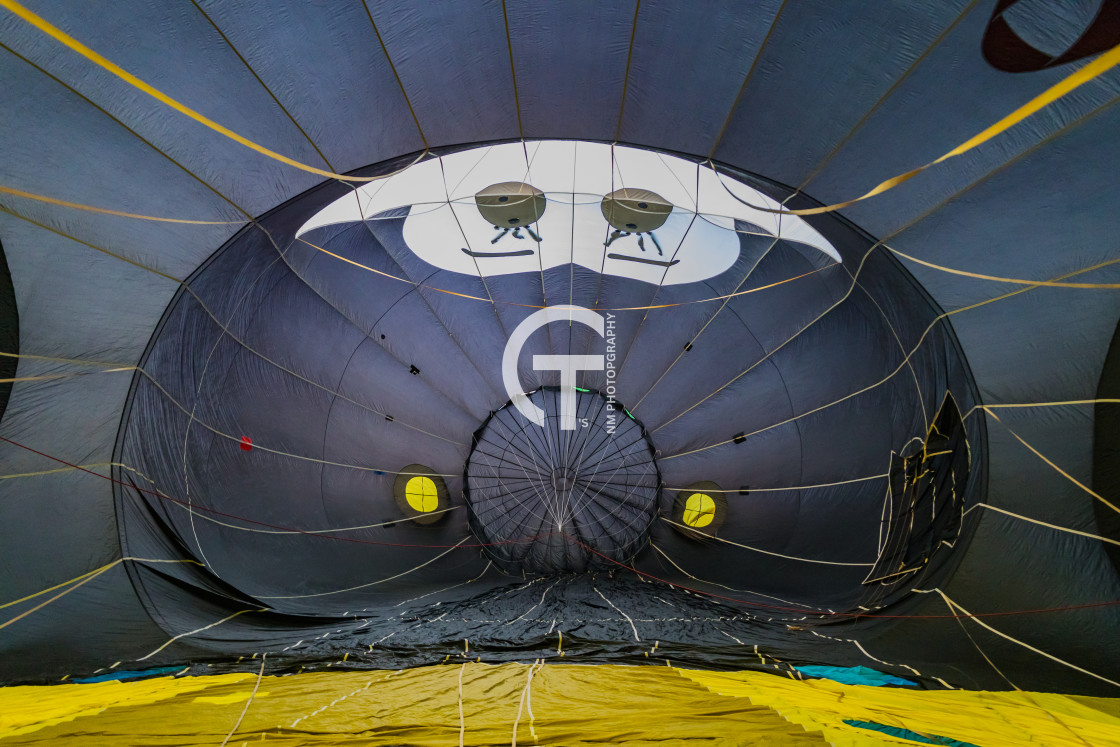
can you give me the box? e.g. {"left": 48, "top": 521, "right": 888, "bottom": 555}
{"left": 682, "top": 492, "right": 716, "bottom": 528}
{"left": 405, "top": 475, "right": 439, "bottom": 513}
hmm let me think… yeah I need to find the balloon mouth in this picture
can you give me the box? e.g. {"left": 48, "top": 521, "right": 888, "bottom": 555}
{"left": 550, "top": 467, "right": 577, "bottom": 492}
{"left": 464, "top": 387, "right": 662, "bottom": 574}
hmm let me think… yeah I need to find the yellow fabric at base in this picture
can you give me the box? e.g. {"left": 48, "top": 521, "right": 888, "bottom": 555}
{"left": 4, "top": 663, "right": 1120, "bottom": 745}
{"left": 0, "top": 663, "right": 825, "bottom": 746}
{"left": 0, "top": 673, "right": 254, "bottom": 738}
{"left": 191, "top": 690, "right": 269, "bottom": 705}
{"left": 677, "top": 667, "right": 1120, "bottom": 746}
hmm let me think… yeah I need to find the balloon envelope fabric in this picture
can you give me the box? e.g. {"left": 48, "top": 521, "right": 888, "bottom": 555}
{"left": 1, "top": 0, "right": 1120, "bottom": 732}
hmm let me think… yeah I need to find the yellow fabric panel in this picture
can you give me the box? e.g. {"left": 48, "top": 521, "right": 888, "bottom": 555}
{"left": 0, "top": 673, "right": 253, "bottom": 738}
{"left": 405, "top": 475, "right": 438, "bottom": 512}
{"left": 191, "top": 691, "right": 269, "bottom": 705}
{"left": 676, "top": 668, "right": 1120, "bottom": 747}
{"left": 0, "top": 663, "right": 827, "bottom": 746}
{"left": 5, "top": 663, "right": 1120, "bottom": 745}
{"left": 682, "top": 493, "right": 715, "bottom": 527}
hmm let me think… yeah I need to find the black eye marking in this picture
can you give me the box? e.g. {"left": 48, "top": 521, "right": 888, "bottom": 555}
{"left": 982, "top": 0, "right": 1120, "bottom": 73}
{"left": 462, "top": 247, "right": 536, "bottom": 258}
{"left": 607, "top": 253, "right": 679, "bottom": 268}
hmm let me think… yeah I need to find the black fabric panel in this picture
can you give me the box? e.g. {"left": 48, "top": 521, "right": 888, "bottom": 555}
{"left": 1094, "top": 313, "right": 1120, "bottom": 576}
{"left": 103, "top": 144, "right": 983, "bottom": 659}
{"left": 0, "top": 239, "right": 17, "bottom": 423}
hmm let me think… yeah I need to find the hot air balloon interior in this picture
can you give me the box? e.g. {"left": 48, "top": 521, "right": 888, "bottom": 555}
{"left": 2, "top": 1, "right": 1120, "bottom": 744}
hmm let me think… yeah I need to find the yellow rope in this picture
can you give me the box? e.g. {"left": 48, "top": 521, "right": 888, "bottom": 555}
{"left": 889, "top": 244, "right": 1120, "bottom": 288}
{"left": 300, "top": 235, "right": 826, "bottom": 310}
{"left": 0, "top": 367, "right": 136, "bottom": 384}
{"left": 983, "top": 407, "right": 1120, "bottom": 515}
{"left": 0, "top": 0, "right": 424, "bottom": 183}
{"left": 974, "top": 503, "right": 1120, "bottom": 548}
{"left": 660, "top": 516, "right": 874, "bottom": 566}
{"left": 979, "top": 398, "right": 1120, "bottom": 411}
{"left": 710, "top": 42, "right": 1120, "bottom": 216}
{"left": 0, "top": 557, "right": 203, "bottom": 612}
{"left": 217, "top": 654, "right": 266, "bottom": 747}
{"left": 0, "top": 150, "right": 426, "bottom": 225}
{"left": 0, "top": 185, "right": 242, "bottom": 224}
{"left": 915, "top": 588, "right": 1120, "bottom": 689}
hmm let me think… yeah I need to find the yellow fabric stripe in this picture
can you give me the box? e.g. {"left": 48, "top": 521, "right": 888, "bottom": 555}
{"left": 975, "top": 503, "right": 1120, "bottom": 548}
{"left": 0, "top": 0, "right": 422, "bottom": 183}
{"left": 0, "top": 567, "right": 115, "bottom": 632}
{"left": 0, "top": 350, "right": 133, "bottom": 367}
{"left": 978, "top": 398, "right": 1120, "bottom": 411}
{"left": 301, "top": 235, "right": 826, "bottom": 311}
{"left": 0, "top": 367, "right": 136, "bottom": 384}
{"left": 136, "top": 609, "right": 261, "bottom": 662}
{"left": 915, "top": 588, "right": 1120, "bottom": 689}
{"left": 984, "top": 407, "right": 1120, "bottom": 515}
{"left": 605, "top": 266, "right": 825, "bottom": 310}
{"left": 0, "top": 149, "right": 426, "bottom": 224}
{"left": 217, "top": 655, "right": 267, "bottom": 747}
{"left": 663, "top": 473, "right": 888, "bottom": 493}
{"left": 16, "top": 0, "right": 1106, "bottom": 223}
{"left": 889, "top": 245, "right": 1120, "bottom": 288}
{"left": 0, "top": 563, "right": 116, "bottom": 613}
{"left": 0, "top": 463, "right": 116, "bottom": 480}
{"left": 1, "top": 558, "right": 201, "bottom": 612}
{"left": 297, "top": 237, "right": 494, "bottom": 303}
{"left": 660, "top": 516, "right": 874, "bottom": 566}
{"left": 718, "top": 42, "right": 1120, "bottom": 217}
{"left": 656, "top": 255, "right": 1120, "bottom": 458}
{"left": 0, "top": 185, "right": 242, "bottom": 224}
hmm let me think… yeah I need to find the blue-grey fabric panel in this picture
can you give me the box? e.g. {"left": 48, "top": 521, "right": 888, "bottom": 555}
{"left": 619, "top": 0, "right": 785, "bottom": 155}
{"left": 366, "top": 0, "right": 521, "bottom": 147}
{"left": 0, "top": 0, "right": 326, "bottom": 216}
{"left": 0, "top": 1, "right": 1116, "bottom": 693}
{"left": 192, "top": 0, "right": 425, "bottom": 172}
{"left": 505, "top": 0, "right": 633, "bottom": 140}
{"left": 715, "top": 0, "right": 977, "bottom": 187}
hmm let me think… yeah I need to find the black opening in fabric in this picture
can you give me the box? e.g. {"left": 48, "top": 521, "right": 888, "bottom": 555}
{"left": 465, "top": 387, "right": 660, "bottom": 574}
{"left": 0, "top": 239, "right": 18, "bottom": 423}
{"left": 1094, "top": 313, "right": 1120, "bottom": 576}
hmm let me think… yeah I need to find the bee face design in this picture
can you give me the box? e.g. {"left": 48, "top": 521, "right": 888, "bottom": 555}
{"left": 297, "top": 141, "right": 840, "bottom": 286}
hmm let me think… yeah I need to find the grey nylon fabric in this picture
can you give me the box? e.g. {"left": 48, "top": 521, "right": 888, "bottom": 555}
{"left": 1, "top": 1, "right": 1118, "bottom": 692}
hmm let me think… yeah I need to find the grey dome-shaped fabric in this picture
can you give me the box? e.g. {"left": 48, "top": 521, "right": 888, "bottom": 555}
{"left": 1, "top": 1, "right": 1119, "bottom": 694}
